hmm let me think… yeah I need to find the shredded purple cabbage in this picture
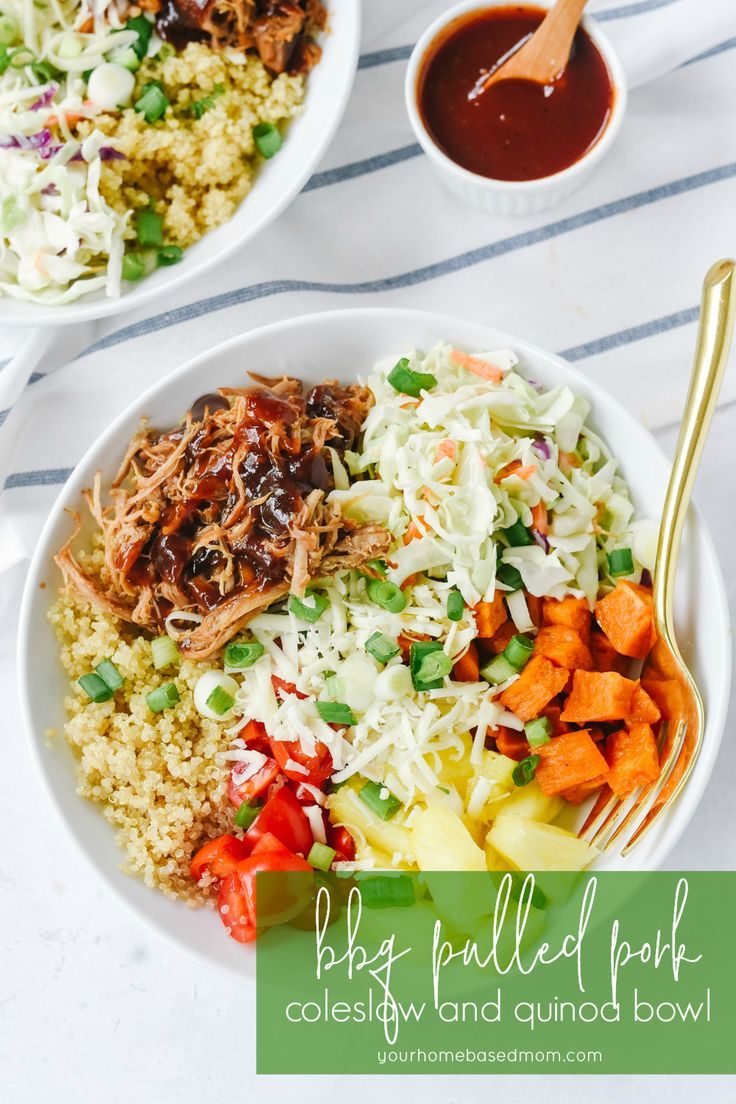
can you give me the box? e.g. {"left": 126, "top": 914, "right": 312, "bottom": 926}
{"left": 532, "top": 529, "right": 550, "bottom": 554}
{"left": 37, "top": 144, "right": 126, "bottom": 162}
{"left": 0, "top": 129, "right": 53, "bottom": 150}
{"left": 30, "top": 83, "right": 59, "bottom": 111}
{"left": 532, "top": 438, "right": 551, "bottom": 460}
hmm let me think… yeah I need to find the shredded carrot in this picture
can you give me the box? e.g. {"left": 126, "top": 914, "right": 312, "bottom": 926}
{"left": 452, "top": 642, "right": 479, "bottom": 683}
{"left": 494, "top": 460, "right": 538, "bottom": 483}
{"left": 559, "top": 450, "right": 581, "bottom": 474}
{"left": 451, "top": 349, "right": 503, "bottom": 382}
{"left": 435, "top": 439, "right": 457, "bottom": 462}
{"left": 531, "top": 501, "right": 548, "bottom": 534}
{"left": 404, "top": 518, "right": 428, "bottom": 545}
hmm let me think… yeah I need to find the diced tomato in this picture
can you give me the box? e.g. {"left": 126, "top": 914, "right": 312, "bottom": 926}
{"left": 271, "top": 676, "right": 307, "bottom": 700}
{"left": 240, "top": 718, "right": 270, "bottom": 752}
{"left": 190, "top": 834, "right": 250, "bottom": 882}
{"left": 245, "top": 785, "right": 313, "bottom": 856}
{"left": 228, "top": 756, "right": 280, "bottom": 808}
{"left": 270, "top": 737, "right": 333, "bottom": 786}
{"left": 251, "top": 832, "right": 291, "bottom": 856}
{"left": 218, "top": 872, "right": 257, "bottom": 943}
{"left": 216, "top": 846, "right": 314, "bottom": 944}
{"left": 328, "top": 825, "right": 356, "bottom": 862}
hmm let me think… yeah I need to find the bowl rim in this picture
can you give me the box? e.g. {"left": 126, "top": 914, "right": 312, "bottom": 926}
{"left": 0, "top": 0, "right": 361, "bottom": 327}
{"left": 404, "top": 0, "right": 629, "bottom": 194}
{"left": 17, "top": 305, "right": 731, "bottom": 976}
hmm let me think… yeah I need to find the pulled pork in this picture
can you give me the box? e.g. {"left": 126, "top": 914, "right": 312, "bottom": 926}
{"left": 55, "top": 377, "right": 390, "bottom": 660}
{"left": 151, "top": 0, "right": 327, "bottom": 74}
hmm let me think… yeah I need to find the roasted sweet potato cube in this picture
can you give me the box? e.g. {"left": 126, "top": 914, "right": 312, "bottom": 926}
{"left": 536, "top": 729, "right": 609, "bottom": 797}
{"left": 542, "top": 702, "right": 569, "bottom": 737}
{"left": 533, "top": 625, "right": 593, "bottom": 671}
{"left": 525, "top": 592, "right": 544, "bottom": 626}
{"left": 589, "top": 630, "right": 629, "bottom": 674}
{"left": 559, "top": 774, "right": 608, "bottom": 805}
{"left": 595, "top": 581, "right": 656, "bottom": 659}
{"left": 489, "top": 619, "right": 517, "bottom": 655}
{"left": 493, "top": 726, "right": 530, "bottom": 761}
{"left": 560, "top": 670, "right": 638, "bottom": 723}
{"left": 640, "top": 677, "right": 685, "bottom": 722}
{"left": 542, "top": 595, "right": 592, "bottom": 640}
{"left": 498, "top": 655, "right": 570, "bottom": 723}
{"left": 474, "top": 594, "right": 507, "bottom": 639}
{"left": 626, "top": 685, "right": 661, "bottom": 726}
{"left": 605, "top": 724, "right": 660, "bottom": 796}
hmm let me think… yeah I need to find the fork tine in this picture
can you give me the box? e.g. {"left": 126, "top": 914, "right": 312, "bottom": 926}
{"left": 578, "top": 785, "right": 615, "bottom": 839}
{"left": 619, "top": 720, "right": 688, "bottom": 857}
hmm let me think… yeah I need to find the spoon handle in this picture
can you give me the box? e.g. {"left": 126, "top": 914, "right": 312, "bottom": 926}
{"left": 653, "top": 259, "right": 736, "bottom": 633}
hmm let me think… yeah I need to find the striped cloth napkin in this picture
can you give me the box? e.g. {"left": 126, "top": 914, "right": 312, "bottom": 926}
{"left": 1, "top": 0, "right": 735, "bottom": 565}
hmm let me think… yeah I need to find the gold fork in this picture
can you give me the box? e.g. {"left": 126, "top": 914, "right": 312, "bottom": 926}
{"left": 580, "top": 258, "right": 736, "bottom": 857}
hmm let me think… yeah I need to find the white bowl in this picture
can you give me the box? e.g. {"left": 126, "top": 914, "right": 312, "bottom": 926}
{"left": 404, "top": 0, "right": 628, "bottom": 215}
{"left": 18, "top": 308, "right": 731, "bottom": 979}
{"left": 0, "top": 2, "right": 360, "bottom": 327}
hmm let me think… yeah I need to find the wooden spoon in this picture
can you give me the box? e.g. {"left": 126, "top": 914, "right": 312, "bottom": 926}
{"left": 478, "top": 0, "right": 589, "bottom": 93}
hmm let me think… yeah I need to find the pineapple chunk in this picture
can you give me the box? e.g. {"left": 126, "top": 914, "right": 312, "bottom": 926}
{"left": 464, "top": 750, "right": 517, "bottom": 822}
{"left": 436, "top": 736, "right": 475, "bottom": 792}
{"left": 484, "top": 840, "right": 510, "bottom": 872}
{"left": 487, "top": 780, "right": 564, "bottom": 825}
{"left": 411, "top": 805, "right": 486, "bottom": 871}
{"left": 328, "top": 785, "right": 414, "bottom": 863}
{"left": 487, "top": 813, "right": 598, "bottom": 872}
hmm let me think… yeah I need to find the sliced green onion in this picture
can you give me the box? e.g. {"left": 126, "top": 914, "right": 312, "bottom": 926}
{"left": 358, "top": 872, "right": 415, "bottom": 909}
{"left": 253, "top": 121, "right": 282, "bottom": 158}
{"left": 316, "top": 701, "right": 357, "bottom": 726}
{"left": 135, "top": 206, "right": 163, "bottom": 246}
{"left": 366, "top": 558, "right": 388, "bottom": 576}
{"left": 146, "top": 682, "right": 180, "bottom": 713}
{"left": 78, "top": 673, "right": 113, "bottom": 703}
{"left": 0, "top": 48, "right": 9, "bottom": 76}
{"left": 0, "top": 15, "right": 19, "bottom": 46}
{"left": 188, "top": 82, "right": 224, "bottom": 118}
{"left": 121, "top": 252, "right": 146, "bottom": 282}
{"left": 446, "top": 588, "right": 464, "bottom": 622}
{"left": 94, "top": 658, "right": 124, "bottom": 692}
{"left": 504, "top": 518, "right": 535, "bottom": 546}
{"left": 324, "top": 675, "right": 346, "bottom": 701}
{"left": 524, "top": 716, "right": 552, "bottom": 748}
{"left": 108, "top": 44, "right": 140, "bottom": 71}
{"left": 512, "top": 754, "right": 541, "bottom": 788}
{"left": 289, "top": 590, "right": 328, "bottom": 623}
{"left": 415, "top": 649, "right": 452, "bottom": 689}
{"left": 366, "top": 579, "right": 407, "bottom": 613}
{"left": 307, "top": 842, "right": 336, "bottom": 871}
{"left": 124, "top": 15, "right": 154, "bottom": 60}
{"left": 387, "top": 357, "right": 437, "bottom": 398}
{"left": 157, "top": 244, "right": 182, "bottom": 266}
{"left": 358, "top": 780, "right": 401, "bottom": 821}
{"left": 365, "top": 631, "right": 400, "bottom": 664}
{"left": 135, "top": 81, "right": 169, "bottom": 123}
{"left": 480, "top": 654, "right": 517, "bottom": 685}
{"left": 151, "top": 635, "right": 179, "bottom": 670}
{"left": 31, "top": 60, "right": 59, "bottom": 83}
{"left": 409, "top": 641, "right": 450, "bottom": 691}
{"left": 607, "top": 548, "right": 634, "bottom": 577}
{"left": 57, "top": 33, "right": 83, "bottom": 60}
{"left": 223, "top": 641, "right": 264, "bottom": 669}
{"left": 234, "top": 801, "right": 262, "bottom": 830}
{"left": 9, "top": 45, "right": 34, "bottom": 68}
{"left": 503, "top": 634, "right": 534, "bottom": 672}
{"left": 496, "top": 562, "right": 524, "bottom": 591}
{"left": 206, "top": 684, "right": 234, "bottom": 716}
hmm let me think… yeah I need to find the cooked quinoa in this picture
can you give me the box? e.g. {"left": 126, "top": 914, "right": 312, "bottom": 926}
{"left": 83, "top": 43, "right": 305, "bottom": 249}
{"left": 48, "top": 545, "right": 232, "bottom": 905}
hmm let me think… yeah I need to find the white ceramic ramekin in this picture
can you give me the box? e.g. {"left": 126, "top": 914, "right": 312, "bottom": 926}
{"left": 404, "top": 0, "right": 628, "bottom": 216}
